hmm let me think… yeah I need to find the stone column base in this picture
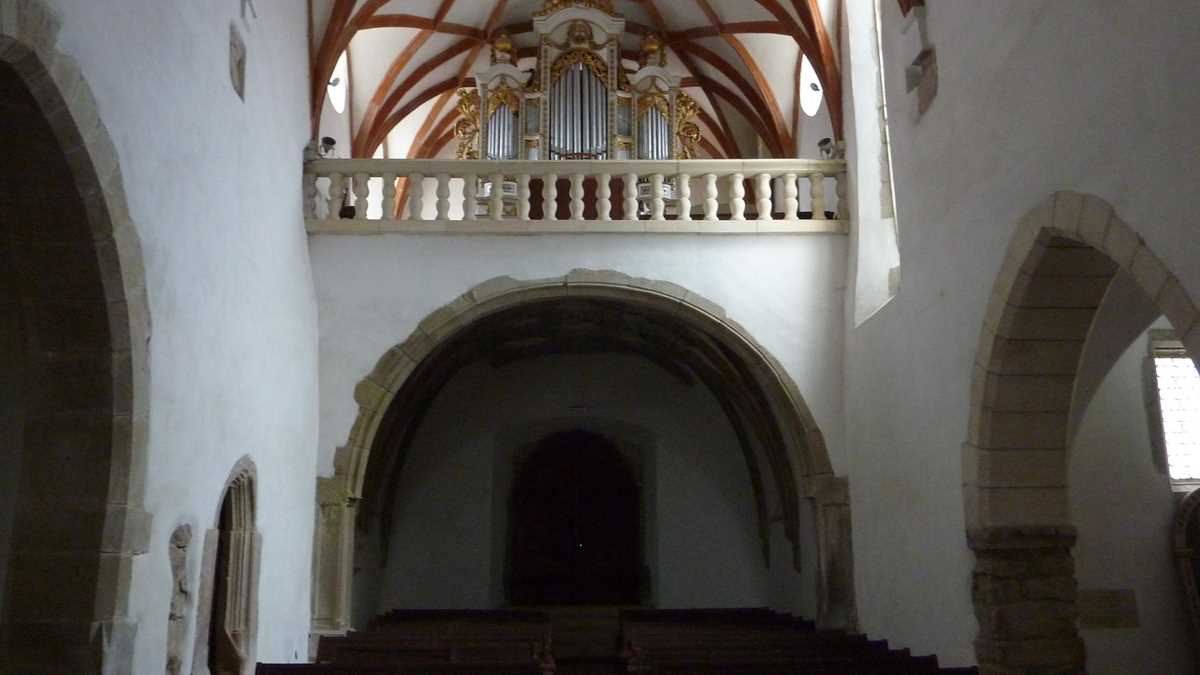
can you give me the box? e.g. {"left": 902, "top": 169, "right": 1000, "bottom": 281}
{"left": 968, "top": 526, "right": 1085, "bottom": 675}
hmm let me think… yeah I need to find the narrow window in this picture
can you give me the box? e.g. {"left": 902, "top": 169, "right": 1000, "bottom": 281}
{"left": 1147, "top": 331, "right": 1200, "bottom": 488}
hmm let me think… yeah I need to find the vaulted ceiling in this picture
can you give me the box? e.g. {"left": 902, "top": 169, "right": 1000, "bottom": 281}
{"left": 309, "top": 0, "right": 841, "bottom": 160}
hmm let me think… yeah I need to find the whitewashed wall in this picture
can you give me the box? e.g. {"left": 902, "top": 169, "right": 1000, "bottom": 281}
{"left": 1069, "top": 320, "right": 1191, "bottom": 674}
{"left": 353, "top": 355, "right": 783, "bottom": 620}
{"left": 312, "top": 234, "right": 847, "bottom": 477}
{"left": 41, "top": 0, "right": 319, "bottom": 670}
{"left": 846, "top": 0, "right": 1200, "bottom": 666}
{"left": 313, "top": 234, "right": 845, "bottom": 620}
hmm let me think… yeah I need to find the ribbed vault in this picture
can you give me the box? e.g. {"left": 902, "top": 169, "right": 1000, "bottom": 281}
{"left": 309, "top": 0, "right": 842, "bottom": 159}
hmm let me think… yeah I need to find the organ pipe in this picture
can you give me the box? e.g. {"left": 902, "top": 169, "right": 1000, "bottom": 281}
{"left": 485, "top": 104, "right": 518, "bottom": 160}
{"left": 468, "top": 15, "right": 678, "bottom": 163}
{"left": 547, "top": 62, "right": 609, "bottom": 159}
{"left": 637, "top": 107, "right": 668, "bottom": 160}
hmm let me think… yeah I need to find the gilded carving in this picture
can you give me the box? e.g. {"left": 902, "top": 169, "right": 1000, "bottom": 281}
{"left": 637, "top": 92, "right": 668, "bottom": 117}
{"left": 490, "top": 31, "right": 516, "bottom": 66}
{"left": 486, "top": 85, "right": 522, "bottom": 116}
{"left": 639, "top": 32, "right": 666, "bottom": 68}
{"left": 454, "top": 89, "right": 481, "bottom": 160}
{"left": 675, "top": 91, "right": 701, "bottom": 159}
{"left": 550, "top": 48, "right": 610, "bottom": 88}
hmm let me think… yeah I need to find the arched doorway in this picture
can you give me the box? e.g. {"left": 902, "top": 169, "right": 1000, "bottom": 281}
{"left": 965, "top": 191, "right": 1200, "bottom": 673}
{"left": 193, "top": 458, "right": 259, "bottom": 675}
{"left": 508, "top": 430, "right": 643, "bottom": 605}
{"left": 0, "top": 2, "right": 151, "bottom": 670}
{"left": 312, "top": 272, "right": 855, "bottom": 636}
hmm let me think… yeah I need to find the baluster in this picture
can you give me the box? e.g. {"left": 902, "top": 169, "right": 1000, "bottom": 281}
{"left": 407, "top": 173, "right": 424, "bottom": 220}
{"left": 703, "top": 174, "right": 718, "bottom": 221}
{"left": 489, "top": 172, "right": 504, "bottom": 219}
{"left": 543, "top": 174, "right": 558, "bottom": 221}
{"left": 677, "top": 174, "right": 691, "bottom": 221}
{"left": 810, "top": 171, "right": 826, "bottom": 220}
{"left": 623, "top": 172, "right": 638, "bottom": 220}
{"left": 783, "top": 173, "right": 798, "bottom": 221}
{"left": 729, "top": 173, "right": 745, "bottom": 220}
{"left": 353, "top": 172, "right": 369, "bottom": 219}
{"left": 597, "top": 173, "right": 611, "bottom": 221}
{"left": 570, "top": 173, "right": 584, "bottom": 220}
{"left": 650, "top": 174, "right": 665, "bottom": 220}
{"left": 518, "top": 174, "right": 531, "bottom": 221}
{"left": 436, "top": 173, "right": 451, "bottom": 220}
{"left": 303, "top": 173, "right": 317, "bottom": 218}
{"left": 835, "top": 172, "right": 848, "bottom": 220}
{"left": 755, "top": 173, "right": 772, "bottom": 220}
{"left": 382, "top": 173, "right": 397, "bottom": 220}
{"left": 463, "top": 174, "right": 477, "bottom": 220}
{"left": 327, "top": 172, "right": 344, "bottom": 221}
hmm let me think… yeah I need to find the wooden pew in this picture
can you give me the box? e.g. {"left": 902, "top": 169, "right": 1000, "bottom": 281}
{"left": 257, "top": 663, "right": 546, "bottom": 675}
{"left": 308, "top": 609, "right": 554, "bottom": 674}
{"left": 620, "top": 609, "right": 970, "bottom": 674}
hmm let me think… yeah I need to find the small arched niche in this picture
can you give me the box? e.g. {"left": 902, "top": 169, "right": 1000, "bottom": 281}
{"left": 193, "top": 458, "right": 261, "bottom": 675}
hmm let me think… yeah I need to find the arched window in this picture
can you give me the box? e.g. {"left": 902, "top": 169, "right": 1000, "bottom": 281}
{"left": 1146, "top": 330, "right": 1200, "bottom": 488}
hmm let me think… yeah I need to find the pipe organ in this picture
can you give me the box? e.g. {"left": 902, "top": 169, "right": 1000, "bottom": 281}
{"left": 459, "top": 0, "right": 701, "bottom": 170}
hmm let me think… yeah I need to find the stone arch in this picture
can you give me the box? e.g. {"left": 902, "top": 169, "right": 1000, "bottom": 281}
{"left": 0, "top": 1, "right": 151, "bottom": 672}
{"left": 965, "top": 191, "right": 1200, "bottom": 673}
{"left": 312, "top": 270, "right": 853, "bottom": 634}
{"left": 193, "top": 456, "right": 260, "bottom": 675}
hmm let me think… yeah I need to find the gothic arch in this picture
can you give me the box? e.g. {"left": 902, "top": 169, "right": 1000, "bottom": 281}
{"left": 193, "top": 456, "right": 261, "bottom": 675}
{"left": 312, "top": 270, "right": 853, "bottom": 634}
{"left": 0, "top": 1, "right": 151, "bottom": 672}
{"left": 965, "top": 191, "right": 1200, "bottom": 673}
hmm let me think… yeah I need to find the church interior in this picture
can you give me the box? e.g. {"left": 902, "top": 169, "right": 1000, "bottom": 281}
{"left": 0, "top": 0, "right": 1198, "bottom": 673}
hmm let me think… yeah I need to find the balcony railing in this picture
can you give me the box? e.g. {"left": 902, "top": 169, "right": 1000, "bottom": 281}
{"left": 303, "top": 158, "right": 848, "bottom": 235}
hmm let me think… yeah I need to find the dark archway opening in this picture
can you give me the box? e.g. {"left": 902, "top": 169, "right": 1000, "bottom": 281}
{"left": 209, "top": 492, "right": 236, "bottom": 675}
{"left": 507, "top": 430, "right": 642, "bottom": 605}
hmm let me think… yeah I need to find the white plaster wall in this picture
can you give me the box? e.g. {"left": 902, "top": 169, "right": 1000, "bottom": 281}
{"left": 1069, "top": 321, "right": 1191, "bottom": 674}
{"left": 358, "top": 354, "right": 782, "bottom": 617}
{"left": 41, "top": 0, "right": 319, "bottom": 669}
{"left": 311, "top": 234, "right": 847, "bottom": 480}
{"left": 845, "top": 0, "right": 1200, "bottom": 665}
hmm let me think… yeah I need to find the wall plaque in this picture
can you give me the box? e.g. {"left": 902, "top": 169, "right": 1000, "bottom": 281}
{"left": 1077, "top": 589, "right": 1139, "bottom": 629}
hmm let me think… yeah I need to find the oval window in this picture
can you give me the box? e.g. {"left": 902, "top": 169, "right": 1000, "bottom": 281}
{"left": 328, "top": 51, "right": 349, "bottom": 114}
{"left": 799, "top": 55, "right": 822, "bottom": 118}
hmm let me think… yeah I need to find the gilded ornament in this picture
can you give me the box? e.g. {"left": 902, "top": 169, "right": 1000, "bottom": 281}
{"left": 639, "top": 33, "right": 666, "bottom": 68}
{"left": 490, "top": 31, "right": 516, "bottom": 65}
{"left": 550, "top": 49, "right": 610, "bottom": 87}
{"left": 486, "top": 85, "right": 522, "bottom": 116}
{"left": 674, "top": 91, "right": 701, "bottom": 159}
{"left": 637, "top": 92, "right": 669, "bottom": 117}
{"left": 454, "top": 88, "right": 481, "bottom": 160}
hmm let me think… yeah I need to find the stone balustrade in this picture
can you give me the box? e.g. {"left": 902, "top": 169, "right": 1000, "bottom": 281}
{"left": 303, "top": 158, "right": 848, "bottom": 235}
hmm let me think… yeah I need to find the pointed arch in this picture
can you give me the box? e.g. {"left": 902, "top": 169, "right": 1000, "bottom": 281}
{"left": 965, "top": 191, "right": 1200, "bottom": 673}
{"left": 0, "top": 0, "right": 152, "bottom": 671}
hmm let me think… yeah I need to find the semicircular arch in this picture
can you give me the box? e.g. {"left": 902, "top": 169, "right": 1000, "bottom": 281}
{"left": 313, "top": 271, "right": 854, "bottom": 633}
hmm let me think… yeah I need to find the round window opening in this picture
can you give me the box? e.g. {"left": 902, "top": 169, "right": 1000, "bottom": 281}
{"left": 799, "top": 55, "right": 822, "bottom": 118}
{"left": 328, "top": 51, "right": 349, "bottom": 114}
